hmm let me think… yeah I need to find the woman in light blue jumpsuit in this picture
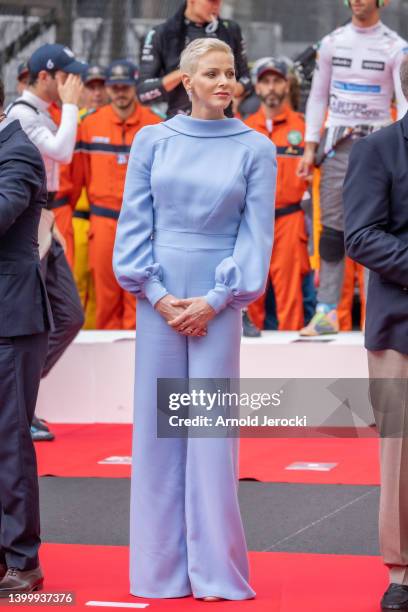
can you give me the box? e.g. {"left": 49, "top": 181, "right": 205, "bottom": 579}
{"left": 113, "top": 40, "right": 276, "bottom": 601}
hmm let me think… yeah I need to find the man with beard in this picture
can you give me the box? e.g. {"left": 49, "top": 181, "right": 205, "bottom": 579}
{"left": 298, "top": 0, "right": 407, "bottom": 336}
{"left": 71, "top": 60, "right": 161, "bottom": 329}
{"left": 245, "top": 59, "right": 309, "bottom": 330}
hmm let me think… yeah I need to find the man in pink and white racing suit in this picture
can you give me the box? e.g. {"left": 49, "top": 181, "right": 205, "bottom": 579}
{"left": 298, "top": 0, "right": 408, "bottom": 336}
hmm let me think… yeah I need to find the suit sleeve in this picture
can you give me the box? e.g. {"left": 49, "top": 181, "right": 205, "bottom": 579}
{"left": 0, "top": 148, "right": 45, "bottom": 235}
{"left": 113, "top": 127, "right": 168, "bottom": 307}
{"left": 137, "top": 28, "right": 168, "bottom": 105}
{"left": 343, "top": 136, "right": 408, "bottom": 286}
{"left": 392, "top": 46, "right": 408, "bottom": 120}
{"left": 204, "top": 142, "right": 277, "bottom": 313}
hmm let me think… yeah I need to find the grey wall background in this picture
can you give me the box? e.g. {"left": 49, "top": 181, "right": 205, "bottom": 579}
{"left": 74, "top": 0, "right": 408, "bottom": 54}
{"left": 1, "top": 0, "right": 407, "bottom": 101}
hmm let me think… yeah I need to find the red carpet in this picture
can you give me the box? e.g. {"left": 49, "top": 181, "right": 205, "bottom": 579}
{"left": 8, "top": 543, "right": 387, "bottom": 611}
{"left": 35, "top": 424, "right": 380, "bottom": 485}
{"left": 239, "top": 436, "right": 380, "bottom": 485}
{"left": 35, "top": 424, "right": 132, "bottom": 479}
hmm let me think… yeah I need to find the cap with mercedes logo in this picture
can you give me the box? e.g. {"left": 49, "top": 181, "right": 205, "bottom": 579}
{"left": 106, "top": 60, "right": 139, "bottom": 86}
{"left": 28, "top": 43, "right": 87, "bottom": 76}
{"left": 255, "top": 58, "right": 288, "bottom": 81}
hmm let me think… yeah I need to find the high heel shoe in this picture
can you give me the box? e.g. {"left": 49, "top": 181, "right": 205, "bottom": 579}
{"left": 201, "top": 596, "right": 223, "bottom": 602}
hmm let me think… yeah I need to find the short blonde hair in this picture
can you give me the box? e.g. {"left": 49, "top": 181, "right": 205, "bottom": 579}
{"left": 179, "top": 38, "right": 234, "bottom": 75}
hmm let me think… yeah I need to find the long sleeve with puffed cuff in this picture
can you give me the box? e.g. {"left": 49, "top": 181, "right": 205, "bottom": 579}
{"left": 113, "top": 127, "right": 168, "bottom": 308}
{"left": 204, "top": 142, "right": 277, "bottom": 313}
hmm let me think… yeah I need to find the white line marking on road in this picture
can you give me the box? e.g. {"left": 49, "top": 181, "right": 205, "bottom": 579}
{"left": 97, "top": 456, "right": 132, "bottom": 465}
{"left": 86, "top": 602, "right": 149, "bottom": 608}
{"left": 285, "top": 461, "right": 338, "bottom": 472}
{"left": 262, "top": 487, "right": 378, "bottom": 552}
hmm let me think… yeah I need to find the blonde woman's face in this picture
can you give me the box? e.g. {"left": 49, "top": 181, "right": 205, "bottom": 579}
{"left": 188, "top": 51, "right": 235, "bottom": 112}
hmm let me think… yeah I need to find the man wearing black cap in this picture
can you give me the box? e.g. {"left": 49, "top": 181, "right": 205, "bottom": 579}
{"left": 7, "top": 43, "right": 86, "bottom": 440}
{"left": 71, "top": 60, "right": 161, "bottom": 329}
{"left": 138, "top": 0, "right": 252, "bottom": 118}
{"left": 0, "top": 77, "right": 53, "bottom": 596}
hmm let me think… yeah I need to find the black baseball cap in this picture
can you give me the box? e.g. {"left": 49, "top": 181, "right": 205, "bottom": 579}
{"left": 255, "top": 58, "right": 288, "bottom": 81}
{"left": 17, "top": 61, "right": 29, "bottom": 81}
{"left": 106, "top": 60, "right": 139, "bottom": 86}
{"left": 83, "top": 64, "right": 107, "bottom": 85}
{"left": 28, "top": 44, "right": 87, "bottom": 76}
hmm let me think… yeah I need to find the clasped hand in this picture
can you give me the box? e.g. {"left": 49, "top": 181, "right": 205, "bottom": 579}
{"left": 155, "top": 294, "right": 216, "bottom": 337}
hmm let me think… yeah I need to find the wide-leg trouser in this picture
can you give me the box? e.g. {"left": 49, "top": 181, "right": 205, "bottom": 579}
{"left": 130, "top": 234, "right": 255, "bottom": 600}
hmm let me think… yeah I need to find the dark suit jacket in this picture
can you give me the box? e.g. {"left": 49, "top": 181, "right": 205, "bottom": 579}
{"left": 0, "top": 119, "right": 53, "bottom": 336}
{"left": 343, "top": 114, "right": 408, "bottom": 354}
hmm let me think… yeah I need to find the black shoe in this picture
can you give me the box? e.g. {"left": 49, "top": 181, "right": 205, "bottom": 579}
{"left": 30, "top": 424, "right": 55, "bottom": 442}
{"left": 381, "top": 584, "right": 408, "bottom": 610}
{"left": 0, "top": 567, "right": 43, "bottom": 598}
{"left": 242, "top": 311, "right": 261, "bottom": 338}
{"left": 31, "top": 415, "right": 50, "bottom": 432}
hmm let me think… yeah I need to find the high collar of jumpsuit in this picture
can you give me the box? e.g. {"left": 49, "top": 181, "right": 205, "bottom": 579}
{"left": 164, "top": 114, "right": 252, "bottom": 138}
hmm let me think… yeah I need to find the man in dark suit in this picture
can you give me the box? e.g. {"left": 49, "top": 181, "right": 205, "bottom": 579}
{"left": 0, "top": 78, "right": 53, "bottom": 596}
{"left": 343, "top": 56, "right": 408, "bottom": 611}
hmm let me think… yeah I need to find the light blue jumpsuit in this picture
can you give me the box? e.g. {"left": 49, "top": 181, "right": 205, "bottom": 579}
{"left": 113, "top": 115, "right": 276, "bottom": 600}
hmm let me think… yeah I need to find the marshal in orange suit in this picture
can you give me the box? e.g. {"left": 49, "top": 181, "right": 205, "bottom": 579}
{"left": 71, "top": 60, "right": 161, "bottom": 329}
{"left": 245, "top": 58, "right": 309, "bottom": 330}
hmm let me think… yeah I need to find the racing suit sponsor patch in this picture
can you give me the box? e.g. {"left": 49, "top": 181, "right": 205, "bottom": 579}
{"left": 362, "top": 60, "right": 385, "bottom": 71}
{"left": 333, "top": 81, "right": 381, "bottom": 93}
{"left": 329, "top": 94, "right": 382, "bottom": 120}
{"left": 332, "top": 57, "right": 352, "bottom": 67}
